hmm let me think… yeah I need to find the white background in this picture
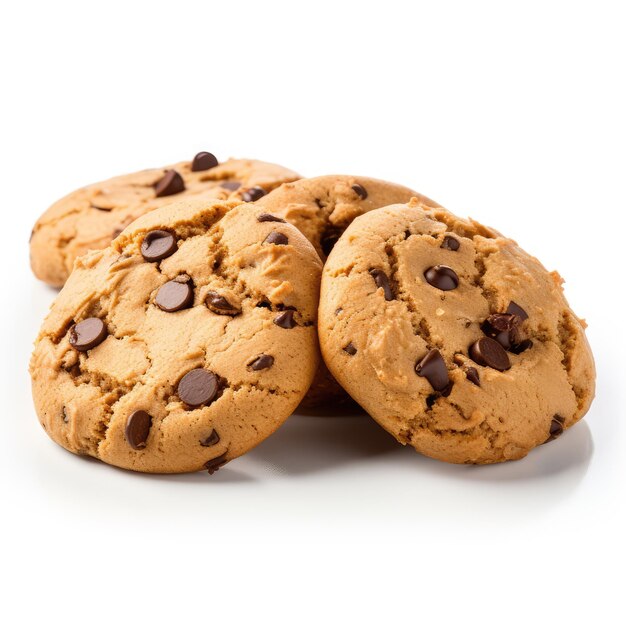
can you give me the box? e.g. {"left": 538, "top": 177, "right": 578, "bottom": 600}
{"left": 1, "top": 1, "right": 624, "bottom": 624}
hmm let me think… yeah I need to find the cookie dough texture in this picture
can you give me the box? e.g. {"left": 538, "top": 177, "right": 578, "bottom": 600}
{"left": 257, "top": 175, "right": 439, "bottom": 405}
{"left": 30, "top": 156, "right": 300, "bottom": 287}
{"left": 30, "top": 199, "right": 321, "bottom": 473}
{"left": 319, "top": 200, "right": 595, "bottom": 464}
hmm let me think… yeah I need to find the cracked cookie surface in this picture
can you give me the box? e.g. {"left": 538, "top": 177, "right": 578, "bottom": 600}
{"left": 30, "top": 153, "right": 300, "bottom": 287}
{"left": 257, "top": 175, "right": 439, "bottom": 406}
{"left": 319, "top": 200, "right": 595, "bottom": 464}
{"left": 30, "top": 198, "right": 321, "bottom": 473}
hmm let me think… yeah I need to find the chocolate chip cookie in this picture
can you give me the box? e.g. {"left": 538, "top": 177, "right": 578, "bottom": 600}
{"left": 256, "top": 175, "right": 439, "bottom": 260}
{"left": 30, "top": 198, "right": 321, "bottom": 473}
{"left": 318, "top": 200, "right": 595, "bottom": 464}
{"left": 30, "top": 153, "right": 300, "bottom": 287}
{"left": 256, "top": 175, "right": 439, "bottom": 405}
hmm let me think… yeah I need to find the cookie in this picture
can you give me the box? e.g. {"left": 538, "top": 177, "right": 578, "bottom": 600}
{"left": 256, "top": 175, "right": 439, "bottom": 260}
{"left": 30, "top": 198, "right": 321, "bottom": 473}
{"left": 318, "top": 200, "right": 595, "bottom": 464}
{"left": 30, "top": 153, "right": 300, "bottom": 287}
{"left": 256, "top": 175, "right": 439, "bottom": 406}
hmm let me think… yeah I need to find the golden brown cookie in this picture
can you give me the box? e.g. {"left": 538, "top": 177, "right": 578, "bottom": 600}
{"left": 30, "top": 198, "right": 321, "bottom": 474}
{"left": 30, "top": 153, "right": 300, "bottom": 287}
{"left": 256, "top": 175, "right": 439, "bottom": 406}
{"left": 319, "top": 200, "right": 595, "bottom": 463}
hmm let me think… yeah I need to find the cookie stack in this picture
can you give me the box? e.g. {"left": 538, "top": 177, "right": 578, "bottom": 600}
{"left": 29, "top": 152, "right": 595, "bottom": 473}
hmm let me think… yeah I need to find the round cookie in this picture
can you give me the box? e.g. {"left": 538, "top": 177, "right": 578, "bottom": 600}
{"left": 256, "top": 175, "right": 439, "bottom": 260}
{"left": 30, "top": 198, "right": 321, "bottom": 474}
{"left": 319, "top": 200, "right": 595, "bottom": 464}
{"left": 256, "top": 175, "right": 440, "bottom": 406}
{"left": 30, "top": 153, "right": 300, "bottom": 287}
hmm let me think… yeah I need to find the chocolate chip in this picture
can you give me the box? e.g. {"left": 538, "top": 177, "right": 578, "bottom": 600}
{"left": 200, "top": 430, "right": 220, "bottom": 447}
{"left": 191, "top": 151, "right": 218, "bottom": 172}
{"left": 546, "top": 415, "right": 565, "bottom": 442}
{"left": 415, "top": 349, "right": 451, "bottom": 392}
{"left": 178, "top": 369, "right": 220, "bottom": 407}
{"left": 370, "top": 269, "right": 393, "bottom": 301}
{"left": 352, "top": 183, "right": 368, "bottom": 199}
{"left": 257, "top": 213, "right": 286, "bottom": 223}
{"left": 321, "top": 230, "right": 341, "bottom": 256}
{"left": 69, "top": 318, "right": 107, "bottom": 352}
{"left": 141, "top": 230, "right": 177, "bottom": 262}
{"left": 469, "top": 337, "right": 511, "bottom": 371}
{"left": 481, "top": 313, "right": 520, "bottom": 350}
{"left": 248, "top": 354, "right": 274, "bottom": 371}
{"left": 205, "top": 291, "right": 240, "bottom": 315}
{"left": 510, "top": 339, "right": 533, "bottom": 354}
{"left": 220, "top": 181, "right": 241, "bottom": 191}
{"left": 242, "top": 186, "right": 266, "bottom": 202}
{"left": 343, "top": 342, "right": 357, "bottom": 355}
{"left": 274, "top": 310, "right": 296, "bottom": 329}
{"left": 424, "top": 265, "right": 459, "bottom": 291}
{"left": 154, "top": 169, "right": 185, "bottom": 197}
{"left": 441, "top": 236, "right": 460, "bottom": 251}
{"left": 155, "top": 277, "right": 194, "bottom": 312}
{"left": 62, "top": 407, "right": 69, "bottom": 423}
{"left": 465, "top": 367, "right": 480, "bottom": 386}
{"left": 256, "top": 300, "right": 272, "bottom": 309}
{"left": 125, "top": 410, "right": 152, "bottom": 450}
{"left": 205, "top": 452, "right": 228, "bottom": 474}
{"left": 264, "top": 231, "right": 288, "bottom": 245}
{"left": 506, "top": 301, "right": 529, "bottom": 320}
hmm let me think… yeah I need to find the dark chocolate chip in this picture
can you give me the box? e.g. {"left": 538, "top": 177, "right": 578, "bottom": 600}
{"left": 546, "top": 415, "right": 565, "bottom": 442}
{"left": 205, "top": 452, "right": 228, "bottom": 475}
{"left": 200, "top": 430, "right": 220, "bottom": 447}
{"left": 178, "top": 369, "right": 220, "bottom": 407}
{"left": 62, "top": 407, "right": 69, "bottom": 423}
{"left": 69, "top": 318, "right": 107, "bottom": 352}
{"left": 220, "top": 181, "right": 241, "bottom": 191}
{"left": 155, "top": 277, "right": 194, "bottom": 312}
{"left": 481, "top": 313, "right": 520, "bottom": 350}
{"left": 321, "top": 230, "right": 341, "bottom": 257}
{"left": 248, "top": 354, "right": 274, "bottom": 371}
{"left": 264, "top": 231, "right": 288, "bottom": 245}
{"left": 141, "top": 230, "right": 177, "bottom": 262}
{"left": 506, "top": 301, "right": 529, "bottom": 320}
{"left": 206, "top": 291, "right": 240, "bottom": 316}
{"left": 465, "top": 367, "right": 480, "bottom": 386}
{"left": 154, "top": 169, "right": 185, "bottom": 197}
{"left": 191, "top": 151, "right": 218, "bottom": 172}
{"left": 274, "top": 310, "right": 296, "bottom": 329}
{"left": 242, "top": 186, "right": 266, "bottom": 202}
{"left": 256, "top": 300, "right": 272, "bottom": 309}
{"left": 370, "top": 269, "right": 393, "bottom": 301}
{"left": 424, "top": 265, "right": 459, "bottom": 291}
{"left": 352, "top": 183, "right": 368, "bottom": 199}
{"left": 125, "top": 410, "right": 152, "bottom": 450}
{"left": 510, "top": 339, "right": 533, "bottom": 354}
{"left": 343, "top": 342, "right": 357, "bottom": 355}
{"left": 257, "top": 213, "right": 286, "bottom": 223}
{"left": 469, "top": 337, "right": 511, "bottom": 371}
{"left": 441, "top": 236, "right": 460, "bottom": 251}
{"left": 415, "top": 349, "right": 450, "bottom": 392}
